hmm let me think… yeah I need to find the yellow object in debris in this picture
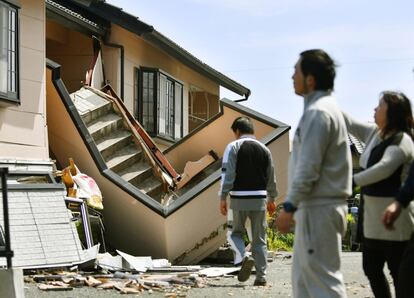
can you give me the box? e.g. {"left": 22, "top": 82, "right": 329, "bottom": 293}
{"left": 61, "top": 157, "right": 104, "bottom": 210}
{"left": 87, "top": 195, "right": 104, "bottom": 211}
{"left": 67, "top": 187, "right": 77, "bottom": 198}
{"left": 69, "top": 157, "right": 77, "bottom": 176}
{"left": 62, "top": 168, "right": 74, "bottom": 189}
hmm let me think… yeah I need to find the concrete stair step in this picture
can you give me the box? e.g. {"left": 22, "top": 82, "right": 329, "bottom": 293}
{"left": 119, "top": 162, "right": 153, "bottom": 185}
{"left": 147, "top": 186, "right": 165, "bottom": 202}
{"left": 105, "top": 144, "right": 143, "bottom": 173}
{"left": 71, "top": 87, "right": 169, "bottom": 203}
{"left": 87, "top": 113, "right": 124, "bottom": 140}
{"left": 71, "top": 88, "right": 113, "bottom": 125}
{"left": 81, "top": 102, "right": 113, "bottom": 125}
{"left": 96, "top": 130, "right": 134, "bottom": 160}
{"left": 138, "top": 176, "right": 163, "bottom": 198}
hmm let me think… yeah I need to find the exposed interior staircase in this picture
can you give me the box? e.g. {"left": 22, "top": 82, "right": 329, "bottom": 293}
{"left": 71, "top": 88, "right": 165, "bottom": 202}
{"left": 70, "top": 87, "right": 221, "bottom": 206}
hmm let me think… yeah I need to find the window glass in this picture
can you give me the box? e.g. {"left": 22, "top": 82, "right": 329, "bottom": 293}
{"left": 167, "top": 80, "right": 174, "bottom": 137}
{"left": 158, "top": 73, "right": 167, "bottom": 135}
{"left": 174, "top": 84, "right": 182, "bottom": 138}
{"left": 138, "top": 69, "right": 182, "bottom": 139}
{"left": 0, "top": 4, "right": 8, "bottom": 94}
{"left": 9, "top": 10, "right": 16, "bottom": 93}
{"left": 141, "top": 71, "right": 155, "bottom": 134}
{"left": 0, "top": 2, "right": 18, "bottom": 101}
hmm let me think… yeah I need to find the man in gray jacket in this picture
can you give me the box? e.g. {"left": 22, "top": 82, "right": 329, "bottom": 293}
{"left": 276, "top": 49, "right": 352, "bottom": 298}
{"left": 219, "top": 116, "right": 277, "bottom": 286}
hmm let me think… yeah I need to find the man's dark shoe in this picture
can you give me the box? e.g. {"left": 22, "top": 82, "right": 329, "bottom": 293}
{"left": 253, "top": 279, "right": 267, "bottom": 286}
{"left": 237, "top": 256, "right": 254, "bottom": 282}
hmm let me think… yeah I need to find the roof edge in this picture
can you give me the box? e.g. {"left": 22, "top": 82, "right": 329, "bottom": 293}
{"left": 143, "top": 31, "right": 251, "bottom": 98}
{"left": 64, "top": 0, "right": 250, "bottom": 98}
{"left": 221, "top": 98, "right": 290, "bottom": 129}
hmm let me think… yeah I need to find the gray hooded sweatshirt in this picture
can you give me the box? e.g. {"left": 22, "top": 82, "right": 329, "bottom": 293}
{"left": 286, "top": 91, "right": 352, "bottom": 208}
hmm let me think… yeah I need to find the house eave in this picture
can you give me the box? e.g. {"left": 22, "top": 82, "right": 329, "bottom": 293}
{"left": 46, "top": 0, "right": 107, "bottom": 36}
{"left": 142, "top": 31, "right": 251, "bottom": 98}
{"left": 61, "top": 0, "right": 251, "bottom": 98}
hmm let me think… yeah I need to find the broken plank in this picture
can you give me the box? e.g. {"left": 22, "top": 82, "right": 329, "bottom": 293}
{"left": 38, "top": 283, "right": 73, "bottom": 291}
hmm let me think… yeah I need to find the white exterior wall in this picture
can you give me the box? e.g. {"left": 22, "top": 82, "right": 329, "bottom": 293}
{"left": 0, "top": 0, "right": 48, "bottom": 161}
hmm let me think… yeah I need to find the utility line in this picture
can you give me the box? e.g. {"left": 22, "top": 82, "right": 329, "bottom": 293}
{"left": 223, "top": 57, "right": 414, "bottom": 73}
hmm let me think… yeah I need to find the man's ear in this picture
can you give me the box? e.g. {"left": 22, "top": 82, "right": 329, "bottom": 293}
{"left": 305, "top": 75, "right": 316, "bottom": 91}
{"left": 234, "top": 129, "right": 241, "bottom": 139}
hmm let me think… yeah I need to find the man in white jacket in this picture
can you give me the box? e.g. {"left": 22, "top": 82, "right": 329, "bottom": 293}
{"left": 276, "top": 49, "right": 352, "bottom": 298}
{"left": 219, "top": 117, "right": 277, "bottom": 286}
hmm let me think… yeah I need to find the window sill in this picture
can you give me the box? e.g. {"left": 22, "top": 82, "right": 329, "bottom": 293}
{"left": 3, "top": 0, "right": 21, "bottom": 8}
{"left": 155, "top": 134, "right": 179, "bottom": 143}
{"left": 0, "top": 96, "right": 20, "bottom": 107}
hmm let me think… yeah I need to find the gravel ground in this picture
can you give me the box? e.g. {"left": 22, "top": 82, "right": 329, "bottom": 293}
{"left": 24, "top": 252, "right": 383, "bottom": 298}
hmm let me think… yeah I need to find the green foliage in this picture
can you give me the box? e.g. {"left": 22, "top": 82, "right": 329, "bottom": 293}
{"left": 353, "top": 185, "right": 361, "bottom": 197}
{"left": 241, "top": 213, "right": 295, "bottom": 251}
{"left": 346, "top": 213, "right": 355, "bottom": 224}
{"left": 74, "top": 213, "right": 105, "bottom": 250}
{"left": 342, "top": 213, "right": 356, "bottom": 251}
{"left": 267, "top": 228, "right": 294, "bottom": 251}
{"left": 266, "top": 207, "right": 294, "bottom": 251}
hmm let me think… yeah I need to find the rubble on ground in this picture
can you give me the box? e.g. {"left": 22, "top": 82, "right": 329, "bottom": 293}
{"left": 26, "top": 269, "right": 209, "bottom": 295}
{"left": 26, "top": 248, "right": 242, "bottom": 296}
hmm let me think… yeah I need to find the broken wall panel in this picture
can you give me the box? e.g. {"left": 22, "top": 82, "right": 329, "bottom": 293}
{"left": 0, "top": 188, "right": 84, "bottom": 268}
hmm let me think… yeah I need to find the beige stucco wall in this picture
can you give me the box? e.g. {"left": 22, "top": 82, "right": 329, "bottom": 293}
{"left": 165, "top": 182, "right": 227, "bottom": 263}
{"left": 0, "top": 0, "right": 48, "bottom": 161}
{"left": 106, "top": 24, "right": 221, "bottom": 136}
{"left": 266, "top": 132, "right": 290, "bottom": 204}
{"left": 46, "top": 20, "right": 94, "bottom": 93}
{"left": 102, "top": 45, "right": 120, "bottom": 93}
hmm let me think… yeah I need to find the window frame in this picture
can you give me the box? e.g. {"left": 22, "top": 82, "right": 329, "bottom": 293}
{"left": 0, "top": 0, "right": 19, "bottom": 104}
{"left": 135, "top": 67, "right": 183, "bottom": 140}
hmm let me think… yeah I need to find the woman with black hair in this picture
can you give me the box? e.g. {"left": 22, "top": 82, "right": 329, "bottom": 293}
{"left": 343, "top": 91, "right": 414, "bottom": 298}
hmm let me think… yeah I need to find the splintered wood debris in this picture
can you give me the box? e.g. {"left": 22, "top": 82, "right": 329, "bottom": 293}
{"left": 27, "top": 250, "right": 240, "bottom": 294}
{"left": 28, "top": 263, "right": 238, "bottom": 295}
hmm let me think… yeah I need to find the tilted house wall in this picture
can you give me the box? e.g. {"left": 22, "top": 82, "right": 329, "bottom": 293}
{"left": 0, "top": 0, "right": 85, "bottom": 269}
{"left": 0, "top": 0, "right": 48, "bottom": 161}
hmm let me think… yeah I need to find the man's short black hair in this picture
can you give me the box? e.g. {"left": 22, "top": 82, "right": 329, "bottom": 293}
{"left": 300, "top": 49, "right": 336, "bottom": 91}
{"left": 231, "top": 117, "right": 254, "bottom": 134}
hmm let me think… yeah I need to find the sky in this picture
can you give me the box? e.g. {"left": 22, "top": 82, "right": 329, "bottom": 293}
{"left": 107, "top": 0, "right": 414, "bottom": 134}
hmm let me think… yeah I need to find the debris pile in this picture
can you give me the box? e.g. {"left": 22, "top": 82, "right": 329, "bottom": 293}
{"left": 26, "top": 249, "right": 240, "bottom": 296}
{"left": 26, "top": 270, "right": 207, "bottom": 296}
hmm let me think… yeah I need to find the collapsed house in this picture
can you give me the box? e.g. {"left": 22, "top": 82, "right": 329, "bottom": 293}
{"left": 0, "top": 0, "right": 290, "bottom": 268}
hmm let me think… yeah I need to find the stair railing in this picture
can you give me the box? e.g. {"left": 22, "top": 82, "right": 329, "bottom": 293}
{"left": 83, "top": 85, "right": 180, "bottom": 192}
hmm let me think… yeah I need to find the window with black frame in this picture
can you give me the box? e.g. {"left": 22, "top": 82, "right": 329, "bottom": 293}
{"left": 0, "top": 0, "right": 19, "bottom": 103}
{"left": 135, "top": 68, "right": 183, "bottom": 140}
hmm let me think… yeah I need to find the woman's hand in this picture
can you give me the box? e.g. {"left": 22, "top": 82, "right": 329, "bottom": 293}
{"left": 382, "top": 201, "right": 402, "bottom": 230}
{"left": 275, "top": 210, "right": 294, "bottom": 234}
